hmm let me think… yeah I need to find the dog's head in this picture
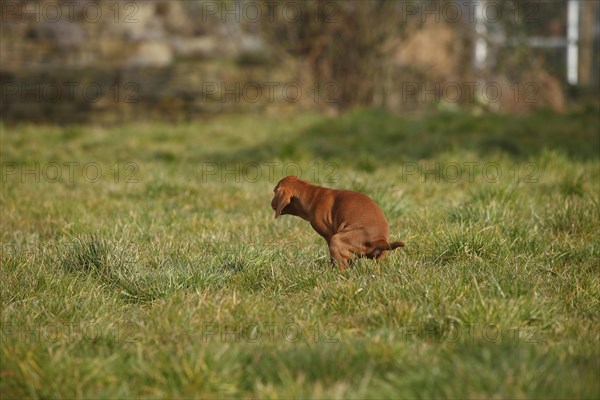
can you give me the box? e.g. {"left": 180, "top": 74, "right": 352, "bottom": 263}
{"left": 271, "top": 176, "right": 303, "bottom": 219}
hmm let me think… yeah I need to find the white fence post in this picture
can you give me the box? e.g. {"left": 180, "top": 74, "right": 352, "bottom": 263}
{"left": 567, "top": 0, "right": 580, "bottom": 84}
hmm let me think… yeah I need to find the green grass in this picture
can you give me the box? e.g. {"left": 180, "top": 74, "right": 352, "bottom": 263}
{"left": 1, "top": 108, "right": 599, "bottom": 399}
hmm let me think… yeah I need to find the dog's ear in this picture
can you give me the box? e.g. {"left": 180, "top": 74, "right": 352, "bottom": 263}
{"left": 274, "top": 187, "right": 292, "bottom": 219}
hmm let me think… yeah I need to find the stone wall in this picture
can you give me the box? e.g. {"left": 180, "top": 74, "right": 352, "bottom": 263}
{"left": 1, "top": 0, "right": 290, "bottom": 123}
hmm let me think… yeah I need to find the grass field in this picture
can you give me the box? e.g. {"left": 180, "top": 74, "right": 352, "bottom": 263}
{"left": 1, "top": 107, "right": 599, "bottom": 398}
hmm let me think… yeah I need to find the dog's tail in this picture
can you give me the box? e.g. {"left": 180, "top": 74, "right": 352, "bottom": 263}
{"left": 373, "top": 239, "right": 405, "bottom": 251}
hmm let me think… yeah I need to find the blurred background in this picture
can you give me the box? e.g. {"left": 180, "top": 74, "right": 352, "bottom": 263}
{"left": 1, "top": 0, "right": 599, "bottom": 124}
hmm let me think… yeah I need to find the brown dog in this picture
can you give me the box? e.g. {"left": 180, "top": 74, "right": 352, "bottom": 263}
{"left": 271, "top": 176, "right": 404, "bottom": 271}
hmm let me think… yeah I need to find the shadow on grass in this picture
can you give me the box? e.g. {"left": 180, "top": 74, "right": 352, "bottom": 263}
{"left": 205, "top": 106, "right": 600, "bottom": 170}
